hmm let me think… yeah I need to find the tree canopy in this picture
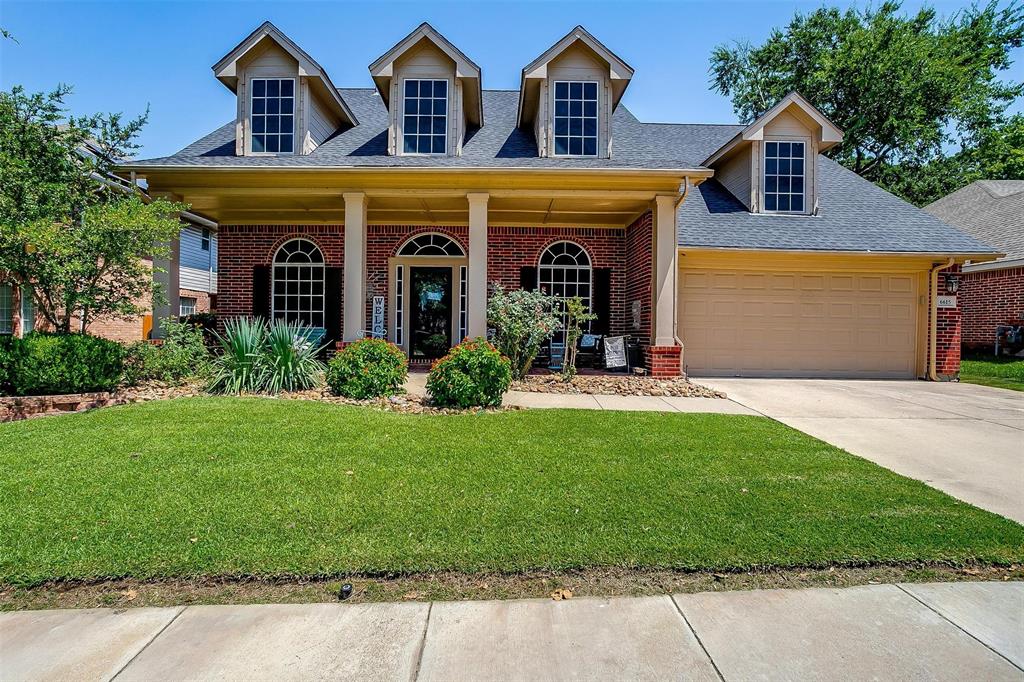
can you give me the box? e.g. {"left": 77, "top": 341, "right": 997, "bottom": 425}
{"left": 709, "top": 1, "right": 1024, "bottom": 204}
{"left": 0, "top": 85, "right": 186, "bottom": 332}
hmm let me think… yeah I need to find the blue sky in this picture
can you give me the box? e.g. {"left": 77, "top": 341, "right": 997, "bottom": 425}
{"left": 1, "top": 0, "right": 1020, "bottom": 159}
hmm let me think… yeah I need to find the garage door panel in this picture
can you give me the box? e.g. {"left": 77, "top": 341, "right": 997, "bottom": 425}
{"left": 680, "top": 267, "right": 919, "bottom": 378}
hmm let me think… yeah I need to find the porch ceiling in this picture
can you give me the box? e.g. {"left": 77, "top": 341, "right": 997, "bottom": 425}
{"left": 139, "top": 168, "right": 695, "bottom": 227}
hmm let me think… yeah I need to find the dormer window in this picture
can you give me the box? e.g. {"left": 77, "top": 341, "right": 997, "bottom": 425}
{"left": 553, "top": 81, "right": 598, "bottom": 156}
{"left": 403, "top": 79, "right": 448, "bottom": 155}
{"left": 250, "top": 78, "right": 295, "bottom": 154}
{"left": 764, "top": 141, "right": 805, "bottom": 213}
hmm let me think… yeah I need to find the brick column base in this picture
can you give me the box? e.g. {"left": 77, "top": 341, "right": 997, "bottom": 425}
{"left": 644, "top": 345, "right": 682, "bottom": 377}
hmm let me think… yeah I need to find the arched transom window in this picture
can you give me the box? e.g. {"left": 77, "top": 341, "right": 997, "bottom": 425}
{"left": 398, "top": 233, "right": 465, "bottom": 257}
{"left": 273, "top": 238, "right": 325, "bottom": 328}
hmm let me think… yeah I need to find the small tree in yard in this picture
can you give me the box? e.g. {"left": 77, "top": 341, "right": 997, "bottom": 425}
{"left": 0, "top": 85, "right": 186, "bottom": 333}
{"left": 486, "top": 285, "right": 560, "bottom": 381}
{"left": 560, "top": 296, "right": 597, "bottom": 382}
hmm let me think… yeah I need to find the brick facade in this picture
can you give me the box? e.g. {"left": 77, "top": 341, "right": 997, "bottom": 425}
{"left": 624, "top": 212, "right": 653, "bottom": 347}
{"left": 179, "top": 288, "right": 214, "bottom": 315}
{"left": 927, "top": 267, "right": 962, "bottom": 379}
{"left": 217, "top": 225, "right": 345, "bottom": 325}
{"left": 959, "top": 266, "right": 1024, "bottom": 350}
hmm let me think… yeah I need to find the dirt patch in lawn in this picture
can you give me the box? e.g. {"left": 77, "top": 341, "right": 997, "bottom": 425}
{"left": 3, "top": 563, "right": 1020, "bottom": 611}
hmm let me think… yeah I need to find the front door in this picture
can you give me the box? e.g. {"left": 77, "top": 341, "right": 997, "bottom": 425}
{"left": 409, "top": 267, "right": 453, "bottom": 359}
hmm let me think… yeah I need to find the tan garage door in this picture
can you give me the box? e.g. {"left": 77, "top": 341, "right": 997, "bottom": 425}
{"left": 679, "top": 268, "right": 920, "bottom": 378}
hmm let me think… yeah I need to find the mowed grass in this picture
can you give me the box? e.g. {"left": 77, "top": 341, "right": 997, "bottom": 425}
{"left": 960, "top": 356, "right": 1024, "bottom": 392}
{"left": 1, "top": 398, "right": 1022, "bottom": 586}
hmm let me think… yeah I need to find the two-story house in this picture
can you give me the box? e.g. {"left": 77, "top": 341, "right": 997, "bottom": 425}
{"left": 121, "top": 21, "right": 997, "bottom": 378}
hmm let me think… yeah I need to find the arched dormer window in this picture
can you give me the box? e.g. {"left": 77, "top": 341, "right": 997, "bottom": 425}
{"left": 272, "top": 238, "right": 325, "bottom": 328}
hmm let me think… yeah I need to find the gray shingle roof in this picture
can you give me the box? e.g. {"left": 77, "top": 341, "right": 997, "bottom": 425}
{"left": 131, "top": 87, "right": 994, "bottom": 256}
{"left": 924, "top": 180, "right": 1024, "bottom": 262}
{"left": 129, "top": 89, "right": 739, "bottom": 170}
{"left": 678, "top": 157, "right": 998, "bottom": 254}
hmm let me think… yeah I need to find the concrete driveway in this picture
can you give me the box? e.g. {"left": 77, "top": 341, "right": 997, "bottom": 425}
{"left": 701, "top": 379, "right": 1024, "bottom": 524}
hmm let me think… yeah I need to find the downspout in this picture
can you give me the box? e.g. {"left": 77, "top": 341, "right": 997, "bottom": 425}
{"left": 927, "top": 258, "right": 955, "bottom": 381}
{"left": 672, "top": 178, "right": 690, "bottom": 364}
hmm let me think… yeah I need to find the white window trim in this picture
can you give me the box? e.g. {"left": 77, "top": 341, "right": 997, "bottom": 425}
{"left": 20, "top": 286, "right": 34, "bottom": 335}
{"left": 551, "top": 79, "right": 600, "bottom": 158}
{"left": 761, "top": 138, "right": 809, "bottom": 215}
{"left": 179, "top": 297, "right": 198, "bottom": 317}
{"left": 247, "top": 77, "right": 297, "bottom": 156}
{"left": 399, "top": 78, "right": 451, "bottom": 157}
{"left": 271, "top": 239, "right": 326, "bottom": 329}
{"left": 538, "top": 241, "right": 594, "bottom": 343}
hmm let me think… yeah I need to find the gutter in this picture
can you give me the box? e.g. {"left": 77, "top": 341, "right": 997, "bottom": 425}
{"left": 671, "top": 178, "right": 690, "bottom": 358}
{"left": 927, "top": 258, "right": 955, "bottom": 382}
{"left": 116, "top": 164, "right": 715, "bottom": 178}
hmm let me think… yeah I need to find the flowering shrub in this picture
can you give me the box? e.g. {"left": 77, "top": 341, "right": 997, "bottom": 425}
{"left": 426, "top": 338, "right": 512, "bottom": 408}
{"left": 486, "top": 285, "right": 560, "bottom": 380}
{"left": 326, "top": 338, "right": 408, "bottom": 399}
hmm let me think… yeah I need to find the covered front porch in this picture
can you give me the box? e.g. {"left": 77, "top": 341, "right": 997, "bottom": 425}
{"left": 142, "top": 168, "right": 706, "bottom": 375}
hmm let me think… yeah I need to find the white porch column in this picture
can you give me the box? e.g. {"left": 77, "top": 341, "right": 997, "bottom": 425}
{"left": 653, "top": 194, "right": 678, "bottom": 347}
{"left": 467, "top": 192, "right": 489, "bottom": 338}
{"left": 343, "top": 192, "right": 367, "bottom": 342}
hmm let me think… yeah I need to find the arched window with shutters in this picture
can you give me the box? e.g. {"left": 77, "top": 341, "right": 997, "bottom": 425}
{"left": 272, "top": 238, "right": 325, "bottom": 328}
{"left": 538, "top": 241, "right": 593, "bottom": 343}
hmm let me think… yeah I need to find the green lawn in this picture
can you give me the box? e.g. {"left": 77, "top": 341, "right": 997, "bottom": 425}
{"left": 1, "top": 398, "right": 1022, "bottom": 586}
{"left": 960, "top": 356, "right": 1024, "bottom": 392}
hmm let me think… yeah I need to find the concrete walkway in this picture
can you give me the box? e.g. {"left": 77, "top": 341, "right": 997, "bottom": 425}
{"left": 2, "top": 582, "right": 1021, "bottom": 680}
{"left": 701, "top": 379, "right": 1024, "bottom": 523}
{"left": 404, "top": 373, "right": 757, "bottom": 415}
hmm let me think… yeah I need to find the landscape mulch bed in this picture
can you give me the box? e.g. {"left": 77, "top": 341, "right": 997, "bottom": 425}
{"left": 513, "top": 374, "right": 726, "bottom": 398}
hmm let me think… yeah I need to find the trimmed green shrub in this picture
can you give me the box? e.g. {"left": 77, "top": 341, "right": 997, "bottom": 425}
{"left": 8, "top": 333, "right": 125, "bottom": 396}
{"left": 327, "top": 338, "right": 408, "bottom": 399}
{"left": 122, "top": 319, "right": 210, "bottom": 385}
{"left": 426, "top": 338, "right": 512, "bottom": 408}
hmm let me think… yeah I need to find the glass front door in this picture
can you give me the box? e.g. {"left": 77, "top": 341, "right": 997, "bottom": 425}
{"left": 409, "top": 267, "right": 453, "bottom": 359}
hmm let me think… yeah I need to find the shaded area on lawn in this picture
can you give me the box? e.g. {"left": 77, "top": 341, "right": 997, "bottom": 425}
{"left": 960, "top": 356, "right": 1024, "bottom": 392}
{"left": 1, "top": 398, "right": 1022, "bottom": 586}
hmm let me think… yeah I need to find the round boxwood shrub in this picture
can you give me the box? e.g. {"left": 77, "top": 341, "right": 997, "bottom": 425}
{"left": 426, "top": 338, "right": 512, "bottom": 408}
{"left": 8, "top": 333, "right": 125, "bottom": 396}
{"left": 326, "top": 338, "right": 408, "bottom": 399}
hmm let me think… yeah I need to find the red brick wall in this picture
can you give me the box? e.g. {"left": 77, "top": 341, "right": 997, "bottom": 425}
{"left": 624, "top": 212, "right": 653, "bottom": 346}
{"left": 959, "top": 266, "right": 1024, "bottom": 348}
{"left": 217, "top": 225, "right": 344, "bottom": 324}
{"left": 644, "top": 345, "right": 682, "bottom": 378}
{"left": 927, "top": 267, "right": 962, "bottom": 379}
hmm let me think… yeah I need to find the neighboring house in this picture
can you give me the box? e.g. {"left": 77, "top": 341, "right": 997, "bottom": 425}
{"left": 119, "top": 21, "right": 997, "bottom": 378}
{"left": 0, "top": 218, "right": 217, "bottom": 342}
{"left": 924, "top": 181, "right": 1023, "bottom": 351}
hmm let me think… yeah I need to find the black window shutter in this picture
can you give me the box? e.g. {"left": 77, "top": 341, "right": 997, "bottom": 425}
{"left": 592, "top": 268, "right": 612, "bottom": 336}
{"left": 324, "top": 267, "right": 343, "bottom": 344}
{"left": 252, "top": 266, "right": 270, "bottom": 319}
{"left": 519, "top": 266, "right": 538, "bottom": 291}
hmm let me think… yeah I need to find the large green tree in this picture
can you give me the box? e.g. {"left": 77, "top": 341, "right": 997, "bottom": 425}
{"left": 709, "top": 1, "right": 1024, "bottom": 203}
{"left": 0, "top": 85, "right": 186, "bottom": 332}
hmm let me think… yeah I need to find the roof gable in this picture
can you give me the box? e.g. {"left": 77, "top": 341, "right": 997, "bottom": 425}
{"left": 368, "top": 22, "right": 483, "bottom": 127}
{"left": 212, "top": 21, "right": 357, "bottom": 126}
{"left": 703, "top": 92, "right": 842, "bottom": 166}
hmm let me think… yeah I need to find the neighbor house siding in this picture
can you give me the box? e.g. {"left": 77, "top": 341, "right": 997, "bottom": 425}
{"left": 179, "top": 226, "right": 218, "bottom": 294}
{"left": 960, "top": 266, "right": 1024, "bottom": 349}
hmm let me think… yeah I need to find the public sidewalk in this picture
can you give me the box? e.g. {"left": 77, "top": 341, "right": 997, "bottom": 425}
{"left": 2, "top": 582, "right": 1021, "bottom": 680}
{"left": 403, "top": 373, "right": 757, "bottom": 414}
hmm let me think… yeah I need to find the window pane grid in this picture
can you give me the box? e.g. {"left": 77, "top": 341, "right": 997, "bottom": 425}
{"left": 458, "top": 266, "right": 467, "bottom": 342}
{"left": 251, "top": 78, "right": 294, "bottom": 154}
{"left": 764, "top": 141, "right": 805, "bottom": 213}
{"left": 397, "top": 233, "right": 464, "bottom": 257}
{"left": 0, "top": 284, "right": 12, "bottom": 334}
{"left": 272, "top": 239, "right": 325, "bottom": 328}
{"left": 553, "top": 80, "right": 598, "bottom": 157}
{"left": 403, "top": 79, "right": 448, "bottom": 155}
{"left": 21, "top": 286, "right": 34, "bottom": 334}
{"left": 395, "top": 265, "right": 404, "bottom": 346}
{"left": 538, "top": 242, "right": 592, "bottom": 344}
